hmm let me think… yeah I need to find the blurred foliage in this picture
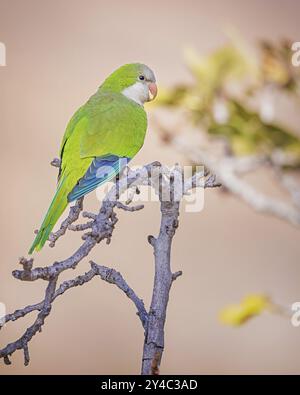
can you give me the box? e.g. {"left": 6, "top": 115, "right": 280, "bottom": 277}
{"left": 219, "top": 294, "right": 271, "bottom": 326}
{"left": 155, "top": 37, "right": 300, "bottom": 166}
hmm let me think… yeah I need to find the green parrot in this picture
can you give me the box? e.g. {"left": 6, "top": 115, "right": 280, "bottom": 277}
{"left": 29, "top": 63, "right": 157, "bottom": 254}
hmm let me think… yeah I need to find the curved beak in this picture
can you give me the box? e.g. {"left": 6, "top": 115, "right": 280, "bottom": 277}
{"left": 148, "top": 82, "right": 158, "bottom": 101}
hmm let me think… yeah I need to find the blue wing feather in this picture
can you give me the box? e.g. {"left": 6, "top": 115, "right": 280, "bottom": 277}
{"left": 67, "top": 155, "right": 130, "bottom": 202}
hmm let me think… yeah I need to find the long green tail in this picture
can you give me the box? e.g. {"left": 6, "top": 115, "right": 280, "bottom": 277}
{"left": 29, "top": 180, "right": 68, "bottom": 254}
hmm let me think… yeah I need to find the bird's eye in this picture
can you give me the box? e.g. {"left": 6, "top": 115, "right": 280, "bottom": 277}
{"left": 139, "top": 75, "right": 145, "bottom": 81}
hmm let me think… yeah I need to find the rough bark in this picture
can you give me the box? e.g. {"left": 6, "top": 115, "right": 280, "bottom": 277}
{"left": 141, "top": 200, "right": 181, "bottom": 375}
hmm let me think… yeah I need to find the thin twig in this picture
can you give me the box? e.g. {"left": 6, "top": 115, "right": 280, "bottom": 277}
{"left": 91, "top": 262, "right": 148, "bottom": 329}
{"left": 2, "top": 262, "right": 148, "bottom": 329}
{"left": 48, "top": 197, "right": 84, "bottom": 247}
{"left": 0, "top": 278, "right": 57, "bottom": 365}
{"left": 50, "top": 158, "right": 61, "bottom": 168}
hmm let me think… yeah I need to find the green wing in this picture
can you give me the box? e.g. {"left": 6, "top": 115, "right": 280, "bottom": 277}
{"left": 59, "top": 91, "right": 147, "bottom": 178}
{"left": 29, "top": 91, "right": 147, "bottom": 254}
{"left": 80, "top": 91, "right": 148, "bottom": 159}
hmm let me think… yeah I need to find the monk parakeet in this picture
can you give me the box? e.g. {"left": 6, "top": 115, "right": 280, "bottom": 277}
{"left": 29, "top": 63, "right": 157, "bottom": 254}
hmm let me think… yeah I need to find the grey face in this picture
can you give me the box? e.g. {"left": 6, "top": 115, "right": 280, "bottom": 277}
{"left": 122, "top": 64, "right": 157, "bottom": 105}
{"left": 137, "top": 64, "right": 156, "bottom": 84}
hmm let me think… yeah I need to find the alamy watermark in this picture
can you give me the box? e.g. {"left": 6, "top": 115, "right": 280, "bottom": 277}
{"left": 0, "top": 302, "right": 6, "bottom": 327}
{"left": 291, "top": 302, "right": 300, "bottom": 327}
{"left": 95, "top": 163, "right": 206, "bottom": 213}
{"left": 0, "top": 42, "right": 6, "bottom": 66}
{"left": 291, "top": 42, "right": 300, "bottom": 67}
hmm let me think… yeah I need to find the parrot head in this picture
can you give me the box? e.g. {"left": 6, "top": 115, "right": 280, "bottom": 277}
{"left": 100, "top": 63, "right": 157, "bottom": 105}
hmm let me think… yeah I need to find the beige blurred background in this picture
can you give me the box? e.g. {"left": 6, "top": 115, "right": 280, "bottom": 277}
{"left": 1, "top": 0, "right": 300, "bottom": 374}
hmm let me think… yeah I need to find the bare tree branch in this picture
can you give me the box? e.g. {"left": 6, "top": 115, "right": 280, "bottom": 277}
{"left": 1, "top": 267, "right": 97, "bottom": 326}
{"left": 0, "top": 278, "right": 57, "bottom": 366}
{"left": 141, "top": 198, "right": 180, "bottom": 375}
{"left": 169, "top": 136, "right": 300, "bottom": 227}
{"left": 0, "top": 161, "right": 220, "bottom": 373}
{"left": 50, "top": 158, "right": 61, "bottom": 168}
{"left": 1, "top": 261, "right": 148, "bottom": 333}
{"left": 277, "top": 171, "right": 300, "bottom": 209}
{"left": 48, "top": 197, "right": 84, "bottom": 247}
{"left": 91, "top": 262, "right": 148, "bottom": 329}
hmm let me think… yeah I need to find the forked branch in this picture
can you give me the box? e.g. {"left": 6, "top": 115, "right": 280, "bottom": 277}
{"left": 0, "top": 161, "right": 220, "bottom": 373}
